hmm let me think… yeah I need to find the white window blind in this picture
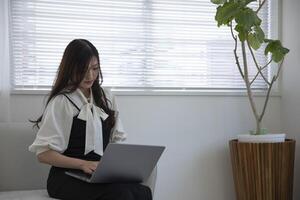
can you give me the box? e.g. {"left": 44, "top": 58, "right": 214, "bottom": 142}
{"left": 9, "top": 0, "right": 271, "bottom": 90}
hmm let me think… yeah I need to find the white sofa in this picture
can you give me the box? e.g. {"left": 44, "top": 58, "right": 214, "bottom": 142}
{"left": 0, "top": 123, "right": 157, "bottom": 199}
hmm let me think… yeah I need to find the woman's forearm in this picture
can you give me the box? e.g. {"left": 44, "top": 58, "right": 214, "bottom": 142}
{"left": 37, "top": 150, "right": 99, "bottom": 174}
{"left": 37, "top": 149, "right": 85, "bottom": 170}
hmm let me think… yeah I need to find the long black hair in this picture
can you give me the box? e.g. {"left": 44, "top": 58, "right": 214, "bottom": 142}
{"left": 31, "top": 39, "right": 115, "bottom": 130}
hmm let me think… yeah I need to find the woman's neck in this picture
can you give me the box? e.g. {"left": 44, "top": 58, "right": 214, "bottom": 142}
{"left": 79, "top": 87, "right": 91, "bottom": 99}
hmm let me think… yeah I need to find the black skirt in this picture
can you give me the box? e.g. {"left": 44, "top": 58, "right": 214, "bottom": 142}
{"left": 47, "top": 167, "right": 152, "bottom": 200}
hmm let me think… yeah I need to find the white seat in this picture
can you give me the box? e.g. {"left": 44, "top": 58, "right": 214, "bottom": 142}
{"left": 0, "top": 189, "right": 55, "bottom": 200}
{"left": 0, "top": 168, "right": 157, "bottom": 200}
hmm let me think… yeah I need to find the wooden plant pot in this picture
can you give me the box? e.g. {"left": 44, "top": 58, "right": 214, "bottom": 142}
{"left": 229, "top": 139, "right": 295, "bottom": 200}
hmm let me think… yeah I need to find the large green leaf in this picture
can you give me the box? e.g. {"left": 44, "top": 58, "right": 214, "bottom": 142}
{"left": 254, "top": 26, "right": 265, "bottom": 42}
{"left": 235, "top": 8, "right": 261, "bottom": 31}
{"left": 215, "top": 2, "right": 241, "bottom": 26}
{"left": 235, "top": 24, "right": 248, "bottom": 41}
{"left": 248, "top": 26, "right": 265, "bottom": 50}
{"left": 248, "top": 34, "right": 261, "bottom": 49}
{"left": 264, "top": 39, "right": 290, "bottom": 62}
{"left": 211, "top": 0, "right": 227, "bottom": 5}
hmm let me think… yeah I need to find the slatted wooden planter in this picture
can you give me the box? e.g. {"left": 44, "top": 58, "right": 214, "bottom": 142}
{"left": 229, "top": 139, "right": 295, "bottom": 200}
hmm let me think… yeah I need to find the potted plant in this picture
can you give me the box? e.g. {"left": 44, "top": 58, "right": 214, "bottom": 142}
{"left": 210, "top": 0, "right": 295, "bottom": 199}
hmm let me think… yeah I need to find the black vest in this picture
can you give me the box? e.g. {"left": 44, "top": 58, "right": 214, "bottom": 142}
{"left": 62, "top": 94, "right": 111, "bottom": 161}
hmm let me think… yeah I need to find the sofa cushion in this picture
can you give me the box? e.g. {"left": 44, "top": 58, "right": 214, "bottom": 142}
{"left": 0, "top": 123, "right": 50, "bottom": 191}
{"left": 0, "top": 189, "right": 56, "bottom": 200}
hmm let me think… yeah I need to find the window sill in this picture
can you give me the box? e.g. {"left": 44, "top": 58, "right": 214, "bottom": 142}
{"left": 11, "top": 88, "right": 281, "bottom": 97}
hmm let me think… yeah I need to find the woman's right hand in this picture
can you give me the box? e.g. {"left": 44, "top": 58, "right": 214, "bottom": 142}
{"left": 80, "top": 160, "right": 99, "bottom": 174}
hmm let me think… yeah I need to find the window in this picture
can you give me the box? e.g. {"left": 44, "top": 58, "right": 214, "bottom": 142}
{"left": 9, "top": 0, "right": 272, "bottom": 90}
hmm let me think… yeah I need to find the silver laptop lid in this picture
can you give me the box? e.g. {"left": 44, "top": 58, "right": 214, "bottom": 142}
{"left": 90, "top": 143, "right": 165, "bottom": 183}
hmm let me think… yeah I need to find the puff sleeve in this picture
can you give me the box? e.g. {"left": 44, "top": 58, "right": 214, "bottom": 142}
{"left": 28, "top": 95, "right": 74, "bottom": 155}
{"left": 103, "top": 88, "right": 127, "bottom": 143}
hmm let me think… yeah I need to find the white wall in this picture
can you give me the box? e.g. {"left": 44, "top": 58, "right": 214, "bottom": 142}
{"left": 9, "top": 93, "right": 282, "bottom": 200}
{"left": 1, "top": 0, "right": 294, "bottom": 199}
{"left": 281, "top": 0, "right": 300, "bottom": 199}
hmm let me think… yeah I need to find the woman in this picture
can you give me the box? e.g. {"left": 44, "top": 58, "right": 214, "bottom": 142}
{"left": 29, "top": 39, "right": 152, "bottom": 200}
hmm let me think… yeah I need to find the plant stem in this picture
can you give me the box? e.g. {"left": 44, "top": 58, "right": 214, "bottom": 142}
{"left": 274, "top": 58, "right": 284, "bottom": 81}
{"left": 259, "top": 77, "right": 275, "bottom": 123}
{"left": 246, "top": 40, "right": 271, "bottom": 86}
{"left": 256, "top": 0, "right": 266, "bottom": 13}
{"left": 241, "top": 41, "right": 260, "bottom": 134}
{"left": 256, "top": 60, "right": 284, "bottom": 132}
{"left": 250, "top": 59, "right": 272, "bottom": 85}
{"left": 230, "top": 23, "right": 244, "bottom": 79}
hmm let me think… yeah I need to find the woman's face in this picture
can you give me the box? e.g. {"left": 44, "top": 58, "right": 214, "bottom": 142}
{"left": 79, "top": 56, "right": 99, "bottom": 91}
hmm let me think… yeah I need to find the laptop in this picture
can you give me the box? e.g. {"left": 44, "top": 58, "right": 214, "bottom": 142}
{"left": 65, "top": 143, "right": 165, "bottom": 183}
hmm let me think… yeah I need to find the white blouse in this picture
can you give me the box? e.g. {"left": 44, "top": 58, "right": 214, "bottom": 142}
{"left": 28, "top": 88, "right": 126, "bottom": 156}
